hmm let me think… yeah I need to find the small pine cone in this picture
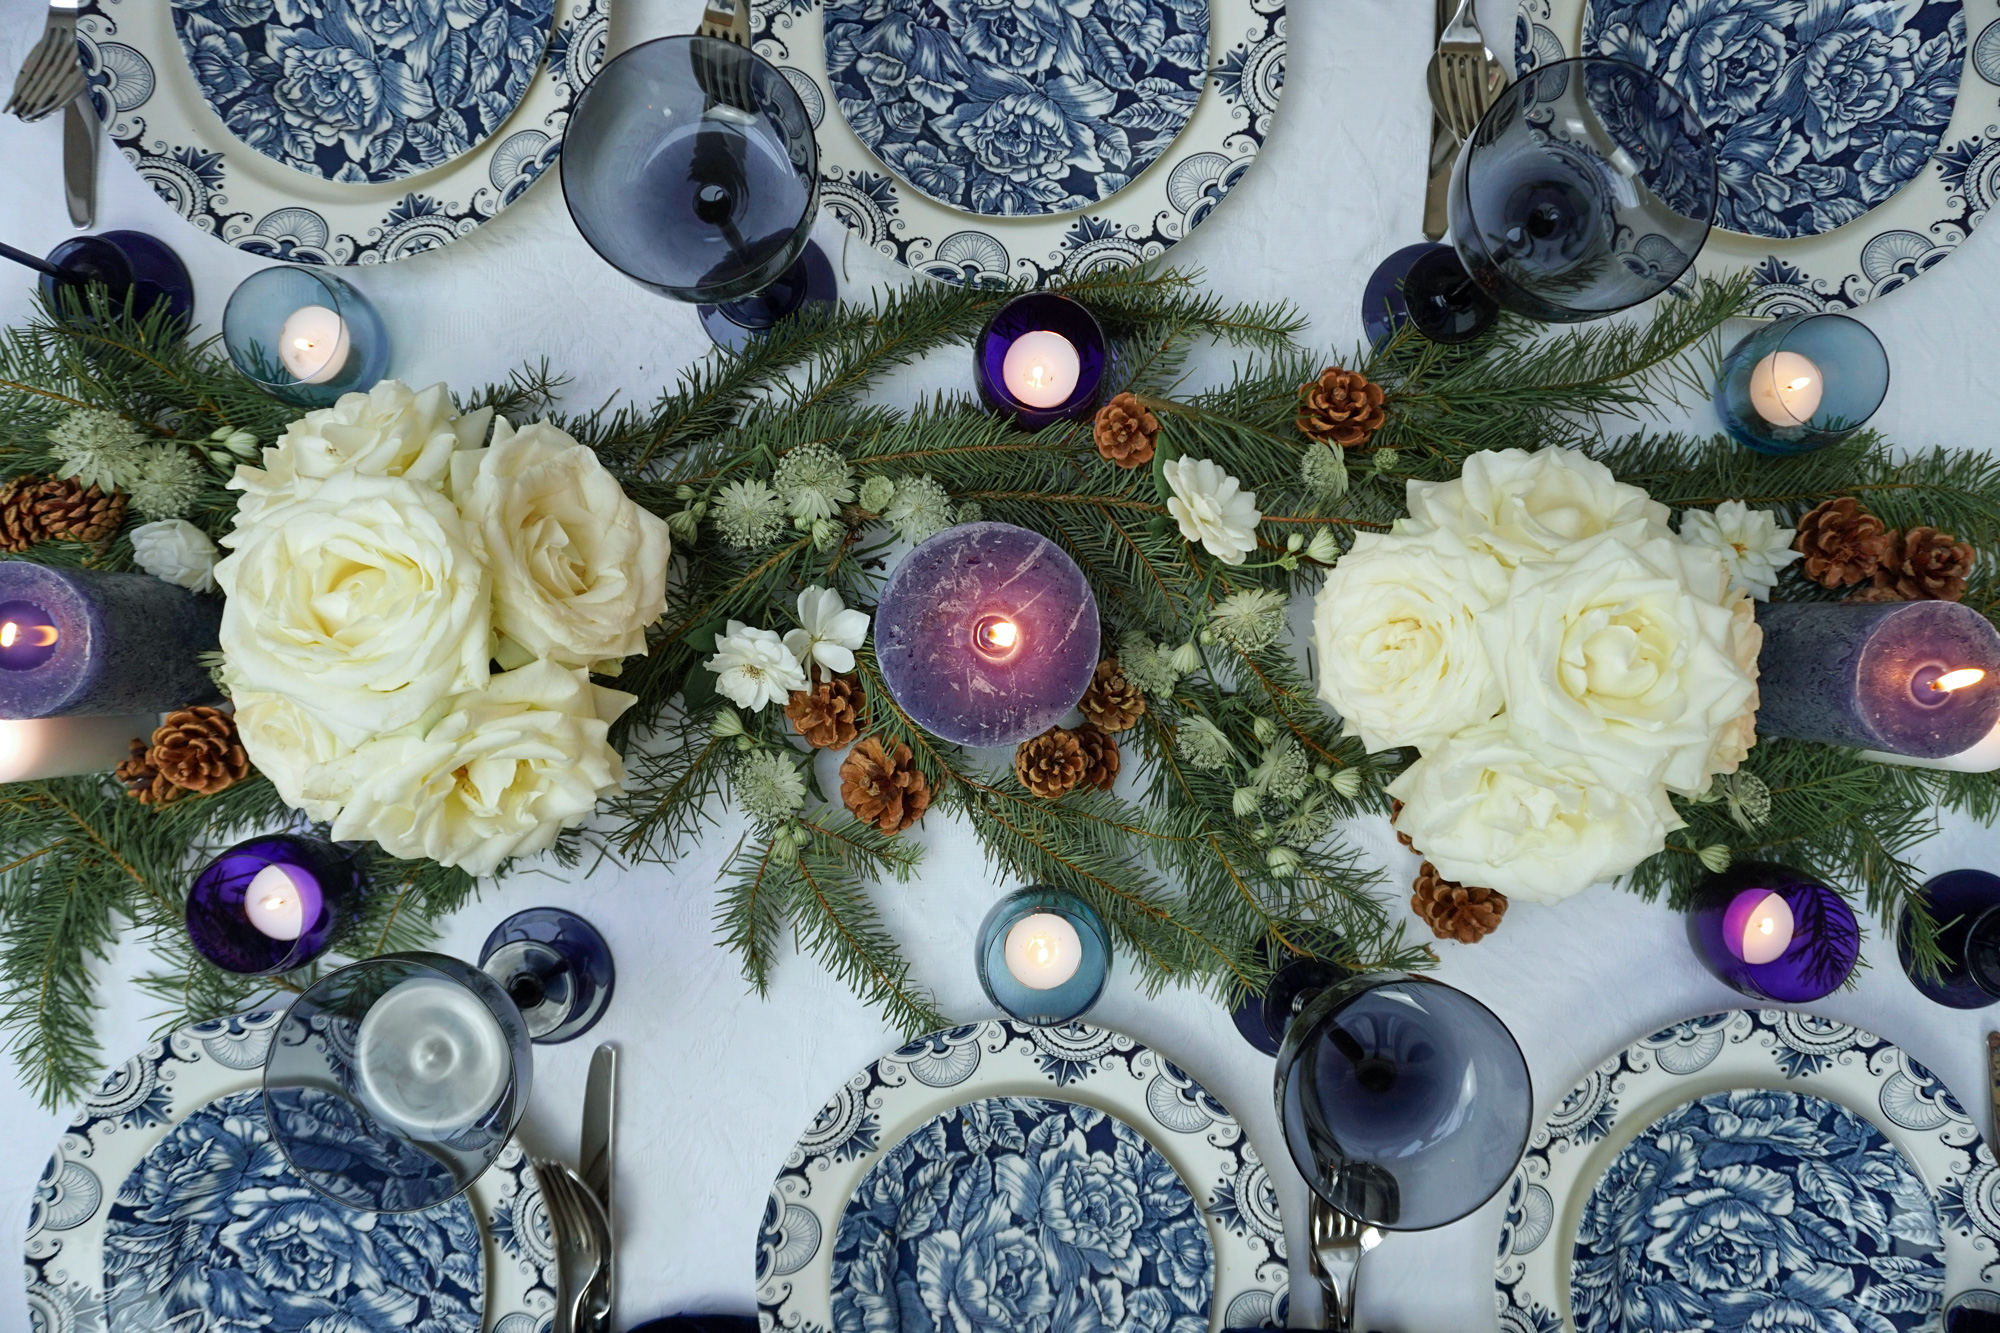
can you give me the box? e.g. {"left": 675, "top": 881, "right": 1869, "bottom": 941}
{"left": 785, "top": 674, "right": 866, "bottom": 749}
{"left": 0, "top": 476, "right": 50, "bottom": 553}
{"left": 1296, "top": 368, "right": 1387, "bottom": 448}
{"left": 1015, "top": 727, "right": 1086, "bottom": 799}
{"left": 1093, "top": 393, "right": 1160, "bottom": 469}
{"left": 114, "top": 738, "right": 161, "bottom": 802}
{"left": 36, "top": 476, "right": 127, "bottom": 544}
{"left": 1390, "top": 798, "right": 1414, "bottom": 850}
{"left": 1844, "top": 585, "right": 1909, "bottom": 605}
{"left": 1794, "top": 498, "right": 1891, "bottom": 589}
{"left": 1073, "top": 723, "right": 1121, "bottom": 792}
{"left": 1412, "top": 862, "right": 1508, "bottom": 944}
{"left": 1874, "top": 526, "right": 1974, "bottom": 602}
{"left": 839, "top": 737, "right": 931, "bottom": 834}
{"left": 1078, "top": 659, "right": 1146, "bottom": 732}
{"left": 147, "top": 706, "right": 250, "bottom": 800}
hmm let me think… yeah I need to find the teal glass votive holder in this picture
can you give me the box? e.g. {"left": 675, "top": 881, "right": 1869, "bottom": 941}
{"left": 1715, "top": 313, "right": 1888, "bottom": 456}
{"left": 223, "top": 266, "right": 390, "bottom": 408}
{"left": 975, "top": 886, "right": 1110, "bottom": 1025}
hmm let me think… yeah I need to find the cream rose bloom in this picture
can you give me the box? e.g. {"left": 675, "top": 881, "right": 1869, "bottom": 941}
{"left": 1478, "top": 531, "right": 1757, "bottom": 797}
{"left": 1388, "top": 718, "right": 1684, "bottom": 904}
{"left": 1401, "top": 447, "right": 1671, "bottom": 566}
{"left": 330, "top": 661, "right": 634, "bottom": 877}
{"left": 216, "top": 472, "right": 492, "bottom": 746}
{"left": 1311, "top": 530, "right": 1505, "bottom": 752}
{"left": 450, "top": 418, "right": 670, "bottom": 669}
{"left": 233, "top": 689, "right": 354, "bottom": 821}
{"left": 231, "top": 380, "right": 491, "bottom": 523}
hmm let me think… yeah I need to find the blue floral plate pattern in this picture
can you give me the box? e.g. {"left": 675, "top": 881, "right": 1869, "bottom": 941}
{"left": 758, "top": 1021, "right": 1289, "bottom": 1333}
{"left": 25, "top": 1011, "right": 556, "bottom": 1333}
{"left": 823, "top": 0, "right": 1210, "bottom": 217}
{"left": 1494, "top": 1010, "right": 2000, "bottom": 1333}
{"left": 1570, "top": 1090, "right": 1945, "bottom": 1333}
{"left": 832, "top": 1097, "right": 1214, "bottom": 1333}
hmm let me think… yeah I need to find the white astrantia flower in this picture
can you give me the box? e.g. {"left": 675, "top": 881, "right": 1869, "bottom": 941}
{"left": 714, "top": 478, "right": 788, "bottom": 549}
{"left": 772, "top": 442, "right": 855, "bottom": 523}
{"left": 1209, "top": 588, "right": 1290, "bottom": 652}
{"left": 48, "top": 408, "right": 149, "bottom": 492}
{"left": 1399, "top": 447, "right": 1671, "bottom": 567}
{"left": 882, "top": 475, "right": 953, "bottom": 547}
{"left": 706, "top": 620, "right": 809, "bottom": 711}
{"left": 735, "top": 750, "right": 807, "bottom": 826}
{"left": 1164, "top": 456, "right": 1261, "bottom": 565}
{"left": 783, "top": 586, "right": 869, "bottom": 677}
{"left": 127, "top": 446, "right": 205, "bottom": 521}
{"left": 129, "top": 519, "right": 219, "bottom": 592}
{"left": 1677, "top": 500, "right": 1802, "bottom": 600}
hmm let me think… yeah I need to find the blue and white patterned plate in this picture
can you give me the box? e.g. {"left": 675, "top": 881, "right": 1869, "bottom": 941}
{"left": 755, "top": 0, "right": 1283, "bottom": 285}
{"left": 1495, "top": 1010, "right": 2000, "bottom": 1333}
{"left": 25, "top": 1011, "right": 557, "bottom": 1333}
{"left": 76, "top": 0, "right": 607, "bottom": 264}
{"left": 1518, "top": 0, "right": 1998, "bottom": 311}
{"left": 757, "top": 1020, "right": 1289, "bottom": 1333}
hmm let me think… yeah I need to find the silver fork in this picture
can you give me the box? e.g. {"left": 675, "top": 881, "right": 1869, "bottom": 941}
{"left": 7, "top": 0, "right": 85, "bottom": 124}
{"left": 694, "top": 0, "right": 756, "bottom": 114}
{"left": 1309, "top": 1195, "right": 1384, "bottom": 1332}
{"left": 535, "top": 1160, "right": 608, "bottom": 1333}
{"left": 1426, "top": 0, "right": 1509, "bottom": 141}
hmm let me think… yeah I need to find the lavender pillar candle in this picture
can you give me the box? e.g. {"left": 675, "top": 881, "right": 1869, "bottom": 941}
{"left": 1754, "top": 601, "right": 2000, "bottom": 758}
{"left": 0, "top": 564, "right": 221, "bottom": 717}
{"left": 875, "top": 522, "right": 1100, "bottom": 747}
{"left": 1686, "top": 861, "right": 1860, "bottom": 1002}
{"left": 185, "top": 834, "right": 363, "bottom": 975}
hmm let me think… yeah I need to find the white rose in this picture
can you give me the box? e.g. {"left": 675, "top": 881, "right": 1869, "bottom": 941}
{"left": 449, "top": 418, "right": 670, "bottom": 669}
{"left": 330, "top": 661, "right": 633, "bottom": 877}
{"left": 1707, "top": 591, "right": 1762, "bottom": 781}
{"left": 216, "top": 472, "right": 492, "bottom": 746}
{"left": 233, "top": 689, "right": 354, "bottom": 821}
{"left": 230, "top": 380, "right": 491, "bottom": 524}
{"left": 1388, "top": 718, "right": 1684, "bottom": 903}
{"left": 1401, "top": 447, "right": 1671, "bottom": 566}
{"left": 1311, "top": 530, "right": 1506, "bottom": 751}
{"left": 129, "top": 519, "right": 219, "bottom": 592}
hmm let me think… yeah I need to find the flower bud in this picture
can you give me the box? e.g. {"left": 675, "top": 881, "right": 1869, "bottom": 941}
{"left": 223, "top": 431, "right": 260, "bottom": 458}
{"left": 1305, "top": 530, "right": 1341, "bottom": 564}
{"left": 674, "top": 484, "right": 697, "bottom": 502}
{"left": 1169, "top": 643, "right": 1201, "bottom": 675}
{"left": 1252, "top": 717, "right": 1278, "bottom": 745}
{"left": 1327, "top": 768, "right": 1363, "bottom": 798}
{"left": 1372, "top": 447, "right": 1400, "bottom": 473}
{"left": 1286, "top": 533, "right": 1304, "bottom": 552}
{"left": 710, "top": 708, "right": 746, "bottom": 738}
{"left": 1698, "top": 844, "right": 1732, "bottom": 874}
{"left": 810, "top": 517, "right": 843, "bottom": 550}
{"left": 667, "top": 510, "right": 701, "bottom": 543}
{"left": 858, "top": 476, "right": 896, "bottom": 512}
{"left": 1232, "top": 787, "right": 1261, "bottom": 818}
{"left": 1266, "top": 846, "right": 1302, "bottom": 876}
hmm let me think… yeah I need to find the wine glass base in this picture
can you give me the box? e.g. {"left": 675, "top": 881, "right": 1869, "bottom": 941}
{"left": 41, "top": 230, "right": 195, "bottom": 328}
{"left": 697, "top": 240, "right": 837, "bottom": 353}
{"left": 1230, "top": 951, "right": 1351, "bottom": 1055}
{"left": 479, "top": 907, "right": 616, "bottom": 1044}
{"left": 1360, "top": 242, "right": 1453, "bottom": 347}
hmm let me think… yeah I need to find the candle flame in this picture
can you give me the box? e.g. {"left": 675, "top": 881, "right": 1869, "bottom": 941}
{"left": 1029, "top": 934, "right": 1053, "bottom": 967}
{"left": 1758, "top": 916, "right": 1775, "bottom": 936}
{"left": 974, "top": 616, "right": 1019, "bottom": 655}
{"left": 294, "top": 337, "right": 315, "bottom": 352}
{"left": 260, "top": 893, "right": 290, "bottom": 912}
{"left": 0, "top": 622, "right": 56, "bottom": 650}
{"left": 1933, "top": 668, "right": 1986, "bottom": 694}
{"left": 1785, "top": 375, "right": 1814, "bottom": 393}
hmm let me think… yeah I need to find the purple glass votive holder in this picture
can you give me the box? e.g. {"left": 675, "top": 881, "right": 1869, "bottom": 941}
{"left": 186, "top": 834, "right": 364, "bottom": 975}
{"left": 1755, "top": 600, "right": 2000, "bottom": 758}
{"left": 1686, "top": 861, "right": 1860, "bottom": 1002}
{"left": 875, "top": 522, "right": 1100, "bottom": 748}
{"left": 0, "top": 563, "right": 222, "bottom": 718}
{"left": 973, "top": 293, "right": 1107, "bottom": 430}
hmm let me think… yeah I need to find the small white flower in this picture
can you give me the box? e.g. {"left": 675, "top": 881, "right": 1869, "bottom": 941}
{"left": 706, "top": 620, "right": 808, "bottom": 711}
{"left": 127, "top": 446, "right": 205, "bottom": 521}
{"left": 48, "top": 408, "right": 148, "bottom": 492}
{"left": 783, "top": 585, "right": 869, "bottom": 676}
{"left": 882, "top": 475, "right": 954, "bottom": 546}
{"left": 736, "top": 750, "right": 807, "bottom": 826}
{"left": 1678, "top": 500, "right": 1802, "bottom": 601}
{"left": 130, "top": 519, "right": 219, "bottom": 592}
{"left": 772, "top": 442, "right": 855, "bottom": 522}
{"left": 857, "top": 475, "right": 896, "bottom": 512}
{"left": 1163, "top": 456, "right": 1261, "bottom": 565}
{"left": 714, "top": 479, "right": 788, "bottom": 549}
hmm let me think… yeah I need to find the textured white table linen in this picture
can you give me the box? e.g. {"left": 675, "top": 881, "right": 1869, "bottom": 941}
{"left": 1, "top": 1, "right": 1998, "bottom": 1330}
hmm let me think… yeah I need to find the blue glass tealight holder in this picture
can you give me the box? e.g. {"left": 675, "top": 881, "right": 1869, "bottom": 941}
{"left": 1716, "top": 313, "right": 1888, "bottom": 455}
{"left": 975, "top": 886, "right": 1110, "bottom": 1025}
{"left": 223, "top": 266, "right": 390, "bottom": 408}
{"left": 974, "top": 293, "right": 1107, "bottom": 431}
{"left": 185, "top": 833, "right": 364, "bottom": 976}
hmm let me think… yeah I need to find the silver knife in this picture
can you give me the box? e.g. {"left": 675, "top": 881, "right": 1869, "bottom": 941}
{"left": 62, "top": 88, "right": 95, "bottom": 228}
{"left": 580, "top": 1043, "right": 616, "bottom": 1333}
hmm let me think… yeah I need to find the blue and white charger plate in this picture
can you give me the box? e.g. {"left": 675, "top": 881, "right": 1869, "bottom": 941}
{"left": 74, "top": 0, "right": 608, "bottom": 264}
{"left": 1494, "top": 1009, "right": 2000, "bottom": 1333}
{"left": 753, "top": 0, "right": 1285, "bottom": 285}
{"left": 756, "top": 1020, "right": 1290, "bottom": 1333}
{"left": 1517, "top": 0, "right": 1999, "bottom": 313}
{"left": 25, "top": 1010, "right": 558, "bottom": 1333}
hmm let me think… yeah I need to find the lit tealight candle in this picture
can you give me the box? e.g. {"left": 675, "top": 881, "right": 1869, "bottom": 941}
{"left": 1000, "top": 330, "right": 1081, "bottom": 409}
{"left": 973, "top": 614, "right": 1019, "bottom": 658}
{"left": 1748, "top": 350, "right": 1824, "bottom": 427}
{"left": 1004, "top": 912, "right": 1083, "bottom": 990}
{"left": 277, "top": 304, "right": 352, "bottom": 385}
{"left": 242, "top": 862, "right": 318, "bottom": 941}
{"left": 1723, "top": 888, "right": 1795, "bottom": 965}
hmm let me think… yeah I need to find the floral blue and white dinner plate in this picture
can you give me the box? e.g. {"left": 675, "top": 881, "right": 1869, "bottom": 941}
{"left": 757, "top": 1020, "right": 1290, "bottom": 1333}
{"left": 75, "top": 0, "right": 607, "bottom": 264}
{"left": 754, "top": 0, "right": 1284, "bottom": 285}
{"left": 25, "top": 1010, "right": 557, "bottom": 1333}
{"left": 1516, "top": 0, "right": 1997, "bottom": 312}
{"left": 1494, "top": 1010, "right": 2000, "bottom": 1333}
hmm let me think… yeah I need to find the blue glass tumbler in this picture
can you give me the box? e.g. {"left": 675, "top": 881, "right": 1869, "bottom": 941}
{"left": 37, "top": 230, "right": 195, "bottom": 328}
{"left": 185, "top": 833, "right": 364, "bottom": 976}
{"left": 975, "top": 886, "right": 1111, "bottom": 1025}
{"left": 223, "top": 266, "right": 391, "bottom": 409}
{"left": 1716, "top": 313, "right": 1888, "bottom": 455}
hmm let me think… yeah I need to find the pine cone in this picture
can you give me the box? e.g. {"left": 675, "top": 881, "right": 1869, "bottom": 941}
{"left": 1015, "top": 727, "right": 1086, "bottom": 799}
{"left": 145, "top": 706, "right": 249, "bottom": 801}
{"left": 0, "top": 476, "right": 50, "bottom": 553}
{"left": 1389, "top": 798, "right": 1414, "bottom": 850}
{"left": 1874, "top": 526, "right": 1974, "bottom": 602}
{"left": 1795, "top": 498, "right": 1891, "bottom": 589}
{"left": 1296, "top": 368, "right": 1387, "bottom": 448}
{"left": 840, "top": 737, "right": 931, "bottom": 834}
{"left": 1078, "top": 658, "right": 1146, "bottom": 732}
{"left": 1093, "top": 393, "right": 1160, "bottom": 469}
{"left": 1844, "top": 585, "right": 1909, "bottom": 604}
{"left": 114, "top": 738, "right": 160, "bottom": 802}
{"left": 785, "top": 674, "right": 866, "bottom": 749}
{"left": 36, "top": 476, "right": 127, "bottom": 544}
{"left": 1073, "top": 723, "right": 1120, "bottom": 792}
{"left": 1412, "top": 862, "right": 1508, "bottom": 944}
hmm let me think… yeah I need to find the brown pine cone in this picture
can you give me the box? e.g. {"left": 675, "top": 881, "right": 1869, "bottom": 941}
{"left": 785, "top": 674, "right": 866, "bottom": 749}
{"left": 1015, "top": 727, "right": 1086, "bottom": 799}
{"left": 1073, "top": 723, "right": 1120, "bottom": 792}
{"left": 1296, "top": 368, "right": 1387, "bottom": 448}
{"left": 0, "top": 476, "right": 50, "bottom": 553}
{"left": 840, "top": 737, "right": 931, "bottom": 834}
{"left": 1412, "top": 862, "right": 1508, "bottom": 944}
{"left": 1874, "top": 526, "right": 1974, "bottom": 602}
{"left": 1093, "top": 392, "right": 1160, "bottom": 469}
{"left": 146, "top": 706, "right": 250, "bottom": 801}
{"left": 1078, "top": 658, "right": 1145, "bottom": 732}
{"left": 1844, "top": 585, "right": 1909, "bottom": 604}
{"left": 36, "top": 476, "right": 127, "bottom": 544}
{"left": 114, "top": 737, "right": 160, "bottom": 802}
{"left": 1389, "top": 798, "right": 1414, "bottom": 850}
{"left": 1794, "top": 498, "right": 1891, "bottom": 588}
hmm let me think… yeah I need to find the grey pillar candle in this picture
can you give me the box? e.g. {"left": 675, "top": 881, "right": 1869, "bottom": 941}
{"left": 1754, "top": 600, "right": 2000, "bottom": 757}
{"left": 0, "top": 564, "right": 222, "bottom": 717}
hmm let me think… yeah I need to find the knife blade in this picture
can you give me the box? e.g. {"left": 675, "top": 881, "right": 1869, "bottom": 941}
{"left": 1986, "top": 1031, "right": 1998, "bottom": 1148}
{"left": 62, "top": 88, "right": 95, "bottom": 229}
{"left": 580, "top": 1042, "right": 616, "bottom": 1333}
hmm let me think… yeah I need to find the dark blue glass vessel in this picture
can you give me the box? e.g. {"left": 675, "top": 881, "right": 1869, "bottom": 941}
{"left": 1716, "top": 313, "right": 1889, "bottom": 455}
{"left": 973, "top": 293, "right": 1107, "bottom": 429}
{"left": 184, "top": 833, "right": 364, "bottom": 976}
{"left": 479, "top": 907, "right": 616, "bottom": 1044}
{"left": 38, "top": 230, "right": 194, "bottom": 327}
{"left": 1899, "top": 869, "right": 2000, "bottom": 1009}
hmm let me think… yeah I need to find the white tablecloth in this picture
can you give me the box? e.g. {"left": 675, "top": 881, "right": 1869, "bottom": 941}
{"left": 1, "top": 0, "right": 1998, "bottom": 1329}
